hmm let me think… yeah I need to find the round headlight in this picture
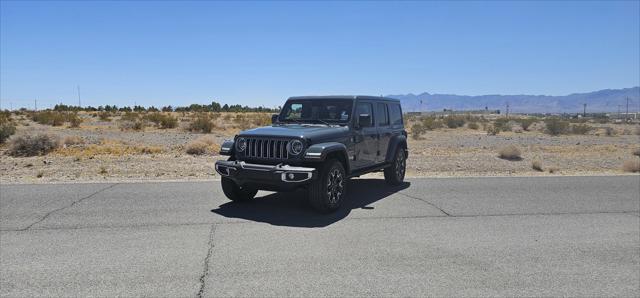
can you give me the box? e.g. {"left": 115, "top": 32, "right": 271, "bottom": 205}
{"left": 235, "top": 137, "right": 246, "bottom": 152}
{"left": 288, "top": 139, "right": 304, "bottom": 155}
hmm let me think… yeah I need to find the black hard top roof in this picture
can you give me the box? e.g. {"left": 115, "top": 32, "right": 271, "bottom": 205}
{"left": 287, "top": 95, "right": 399, "bottom": 102}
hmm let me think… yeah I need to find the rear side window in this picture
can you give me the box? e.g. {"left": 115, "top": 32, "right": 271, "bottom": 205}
{"left": 355, "top": 102, "right": 374, "bottom": 127}
{"left": 389, "top": 103, "right": 403, "bottom": 126}
{"left": 376, "top": 103, "right": 389, "bottom": 126}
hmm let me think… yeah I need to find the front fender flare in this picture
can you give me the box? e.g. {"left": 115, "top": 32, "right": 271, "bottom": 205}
{"left": 303, "top": 142, "right": 348, "bottom": 162}
{"left": 219, "top": 139, "right": 235, "bottom": 156}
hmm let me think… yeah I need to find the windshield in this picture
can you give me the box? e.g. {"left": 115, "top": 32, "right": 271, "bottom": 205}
{"left": 279, "top": 100, "right": 353, "bottom": 124}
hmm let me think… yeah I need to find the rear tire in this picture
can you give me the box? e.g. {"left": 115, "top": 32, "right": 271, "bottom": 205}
{"left": 308, "top": 159, "right": 346, "bottom": 213}
{"left": 384, "top": 146, "right": 406, "bottom": 186}
{"left": 221, "top": 177, "right": 258, "bottom": 202}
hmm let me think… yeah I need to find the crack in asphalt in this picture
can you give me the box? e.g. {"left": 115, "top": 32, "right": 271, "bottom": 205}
{"left": 1, "top": 211, "right": 638, "bottom": 232}
{"left": 16, "top": 183, "right": 119, "bottom": 231}
{"left": 398, "top": 191, "right": 452, "bottom": 216}
{"left": 196, "top": 223, "right": 217, "bottom": 298}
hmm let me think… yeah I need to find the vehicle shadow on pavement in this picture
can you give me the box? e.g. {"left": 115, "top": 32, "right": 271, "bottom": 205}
{"left": 210, "top": 179, "right": 410, "bottom": 227}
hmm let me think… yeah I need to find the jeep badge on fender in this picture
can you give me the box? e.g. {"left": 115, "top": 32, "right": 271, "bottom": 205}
{"left": 215, "top": 96, "right": 408, "bottom": 213}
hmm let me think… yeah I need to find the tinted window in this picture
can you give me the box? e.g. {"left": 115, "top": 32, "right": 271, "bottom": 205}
{"left": 377, "top": 103, "right": 389, "bottom": 126}
{"left": 389, "top": 103, "right": 403, "bottom": 126}
{"left": 356, "top": 102, "right": 374, "bottom": 127}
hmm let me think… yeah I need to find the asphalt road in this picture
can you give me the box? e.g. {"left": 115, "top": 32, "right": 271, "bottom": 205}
{"left": 1, "top": 176, "right": 639, "bottom": 297}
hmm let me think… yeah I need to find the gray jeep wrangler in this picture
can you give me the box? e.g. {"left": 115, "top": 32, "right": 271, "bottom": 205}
{"left": 215, "top": 95, "right": 408, "bottom": 212}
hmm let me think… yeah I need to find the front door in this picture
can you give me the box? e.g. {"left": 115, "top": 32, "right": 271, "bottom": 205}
{"left": 353, "top": 101, "right": 378, "bottom": 169}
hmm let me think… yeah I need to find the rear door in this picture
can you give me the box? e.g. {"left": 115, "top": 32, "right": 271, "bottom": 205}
{"left": 375, "top": 102, "right": 392, "bottom": 163}
{"left": 353, "top": 101, "right": 378, "bottom": 169}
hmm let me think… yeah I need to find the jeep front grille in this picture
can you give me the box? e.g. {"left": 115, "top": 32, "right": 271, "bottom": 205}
{"left": 244, "top": 138, "right": 290, "bottom": 160}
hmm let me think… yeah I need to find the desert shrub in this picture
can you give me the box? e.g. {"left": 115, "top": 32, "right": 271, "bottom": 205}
{"left": 498, "top": 145, "right": 522, "bottom": 160}
{"left": 493, "top": 118, "right": 512, "bottom": 132}
{"left": 8, "top": 134, "right": 60, "bottom": 157}
{"left": 467, "top": 122, "right": 479, "bottom": 130}
{"left": 159, "top": 114, "right": 178, "bottom": 129}
{"left": 444, "top": 115, "right": 465, "bottom": 129}
{"left": 570, "top": 124, "right": 592, "bottom": 135}
{"left": 622, "top": 159, "right": 640, "bottom": 173}
{"left": 421, "top": 116, "right": 442, "bottom": 130}
{"left": 548, "top": 166, "right": 559, "bottom": 174}
{"left": 189, "top": 114, "right": 215, "bottom": 133}
{"left": 411, "top": 123, "right": 425, "bottom": 140}
{"left": 635, "top": 127, "right": 640, "bottom": 136}
{"left": 119, "top": 120, "right": 145, "bottom": 131}
{"left": 68, "top": 113, "right": 83, "bottom": 128}
{"left": 98, "top": 112, "right": 112, "bottom": 121}
{"left": 531, "top": 160, "right": 544, "bottom": 172}
{"left": 63, "top": 136, "right": 84, "bottom": 146}
{"left": 517, "top": 118, "right": 536, "bottom": 131}
{"left": 121, "top": 112, "right": 139, "bottom": 121}
{"left": 31, "top": 111, "right": 66, "bottom": 126}
{"left": 0, "top": 122, "right": 16, "bottom": 144}
{"left": 632, "top": 148, "right": 640, "bottom": 157}
{"left": 485, "top": 124, "right": 500, "bottom": 135}
{"left": 544, "top": 118, "right": 570, "bottom": 135}
{"left": 604, "top": 127, "right": 615, "bottom": 136}
{"left": 185, "top": 136, "right": 220, "bottom": 155}
{"left": 252, "top": 114, "right": 271, "bottom": 127}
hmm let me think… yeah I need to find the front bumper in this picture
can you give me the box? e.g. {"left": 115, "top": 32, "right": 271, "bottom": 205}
{"left": 215, "top": 160, "right": 317, "bottom": 190}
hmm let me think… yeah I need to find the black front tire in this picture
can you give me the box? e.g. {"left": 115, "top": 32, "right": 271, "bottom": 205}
{"left": 308, "top": 159, "right": 347, "bottom": 213}
{"left": 221, "top": 177, "right": 258, "bottom": 202}
{"left": 384, "top": 147, "right": 406, "bottom": 186}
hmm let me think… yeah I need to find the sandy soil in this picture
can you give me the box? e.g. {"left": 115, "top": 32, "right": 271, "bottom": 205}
{"left": 1, "top": 113, "right": 638, "bottom": 184}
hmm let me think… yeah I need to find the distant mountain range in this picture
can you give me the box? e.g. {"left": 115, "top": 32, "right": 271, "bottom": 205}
{"left": 387, "top": 87, "right": 640, "bottom": 113}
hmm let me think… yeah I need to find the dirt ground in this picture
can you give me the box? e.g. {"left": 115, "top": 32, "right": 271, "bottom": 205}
{"left": 1, "top": 112, "right": 639, "bottom": 184}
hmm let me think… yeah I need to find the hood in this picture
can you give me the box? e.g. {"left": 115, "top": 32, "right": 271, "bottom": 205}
{"left": 238, "top": 124, "right": 349, "bottom": 142}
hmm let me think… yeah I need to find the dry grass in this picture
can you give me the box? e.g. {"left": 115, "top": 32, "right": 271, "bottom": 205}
{"left": 55, "top": 139, "right": 163, "bottom": 158}
{"left": 547, "top": 166, "right": 559, "bottom": 174}
{"left": 498, "top": 145, "right": 522, "bottom": 160}
{"left": 622, "top": 159, "right": 640, "bottom": 173}
{"left": 531, "top": 160, "right": 544, "bottom": 172}
{"left": 185, "top": 136, "right": 220, "bottom": 155}
{"left": 63, "top": 136, "right": 85, "bottom": 146}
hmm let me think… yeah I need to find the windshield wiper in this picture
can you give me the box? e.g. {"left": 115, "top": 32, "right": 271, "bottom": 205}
{"left": 313, "top": 119, "right": 332, "bottom": 126}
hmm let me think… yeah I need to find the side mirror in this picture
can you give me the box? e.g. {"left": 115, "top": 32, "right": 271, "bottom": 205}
{"left": 357, "top": 113, "right": 371, "bottom": 129}
{"left": 271, "top": 114, "right": 279, "bottom": 124}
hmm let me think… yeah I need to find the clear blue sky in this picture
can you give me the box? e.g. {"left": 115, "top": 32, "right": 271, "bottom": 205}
{"left": 1, "top": 1, "right": 639, "bottom": 109}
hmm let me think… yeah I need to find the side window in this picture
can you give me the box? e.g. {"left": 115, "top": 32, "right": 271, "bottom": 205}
{"left": 376, "top": 103, "right": 389, "bottom": 126}
{"left": 355, "top": 102, "right": 374, "bottom": 127}
{"left": 389, "top": 104, "right": 403, "bottom": 126}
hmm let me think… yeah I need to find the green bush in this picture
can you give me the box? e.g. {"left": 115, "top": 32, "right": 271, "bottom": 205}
{"left": 444, "top": 116, "right": 465, "bottom": 128}
{"left": 68, "top": 113, "right": 83, "bottom": 128}
{"left": 570, "top": 124, "right": 592, "bottom": 135}
{"left": 411, "top": 123, "right": 425, "bottom": 140}
{"left": 159, "top": 114, "right": 178, "bottom": 129}
{"left": 0, "top": 123, "right": 16, "bottom": 144}
{"left": 517, "top": 118, "right": 536, "bottom": 131}
{"left": 493, "top": 118, "right": 512, "bottom": 132}
{"left": 544, "top": 118, "right": 570, "bottom": 135}
{"left": 421, "top": 116, "right": 442, "bottom": 130}
{"left": 189, "top": 114, "right": 215, "bottom": 133}
{"left": 31, "top": 111, "right": 66, "bottom": 126}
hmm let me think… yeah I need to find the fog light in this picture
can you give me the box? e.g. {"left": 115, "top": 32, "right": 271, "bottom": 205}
{"left": 288, "top": 173, "right": 294, "bottom": 180}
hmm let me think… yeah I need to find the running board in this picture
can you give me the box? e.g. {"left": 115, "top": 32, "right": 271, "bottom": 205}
{"left": 348, "top": 162, "right": 391, "bottom": 178}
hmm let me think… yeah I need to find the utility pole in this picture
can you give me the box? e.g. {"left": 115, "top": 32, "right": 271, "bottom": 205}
{"left": 34, "top": 99, "right": 37, "bottom": 111}
{"left": 583, "top": 103, "right": 587, "bottom": 117}
{"left": 77, "top": 85, "right": 81, "bottom": 108}
{"left": 618, "top": 105, "right": 622, "bottom": 119}
{"left": 626, "top": 97, "right": 630, "bottom": 121}
{"left": 506, "top": 102, "right": 510, "bottom": 119}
